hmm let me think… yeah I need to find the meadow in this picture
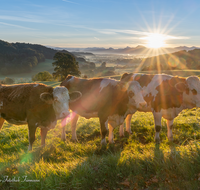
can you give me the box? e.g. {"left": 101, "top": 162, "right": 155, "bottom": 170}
{"left": 0, "top": 59, "right": 54, "bottom": 81}
{"left": 1, "top": 100, "right": 200, "bottom": 189}
{"left": 1, "top": 66, "right": 200, "bottom": 189}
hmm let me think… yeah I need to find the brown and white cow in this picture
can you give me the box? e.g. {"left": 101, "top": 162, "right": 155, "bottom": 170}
{"left": 0, "top": 83, "right": 81, "bottom": 150}
{"left": 60, "top": 75, "right": 146, "bottom": 144}
{"left": 119, "top": 73, "right": 200, "bottom": 143}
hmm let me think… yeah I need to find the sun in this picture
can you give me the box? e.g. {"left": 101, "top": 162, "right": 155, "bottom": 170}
{"left": 146, "top": 33, "right": 166, "bottom": 48}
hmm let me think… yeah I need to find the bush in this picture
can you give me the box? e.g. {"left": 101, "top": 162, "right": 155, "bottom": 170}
{"left": 1, "top": 77, "right": 15, "bottom": 84}
{"left": 32, "top": 71, "right": 53, "bottom": 81}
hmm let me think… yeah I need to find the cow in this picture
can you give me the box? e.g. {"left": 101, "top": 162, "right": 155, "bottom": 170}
{"left": 0, "top": 83, "right": 81, "bottom": 150}
{"left": 60, "top": 75, "right": 147, "bottom": 144}
{"left": 118, "top": 73, "right": 200, "bottom": 143}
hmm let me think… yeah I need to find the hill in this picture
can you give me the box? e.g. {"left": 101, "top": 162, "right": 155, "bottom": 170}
{"left": 63, "top": 45, "right": 200, "bottom": 56}
{"left": 0, "top": 40, "right": 59, "bottom": 75}
{"left": 141, "top": 49, "right": 200, "bottom": 71}
{"left": 0, "top": 40, "right": 93, "bottom": 77}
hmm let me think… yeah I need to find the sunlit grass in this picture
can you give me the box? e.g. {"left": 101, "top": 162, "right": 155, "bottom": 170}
{"left": 1, "top": 108, "right": 200, "bottom": 189}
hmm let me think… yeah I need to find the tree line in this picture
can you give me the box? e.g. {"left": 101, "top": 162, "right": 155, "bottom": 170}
{"left": 0, "top": 40, "right": 57, "bottom": 75}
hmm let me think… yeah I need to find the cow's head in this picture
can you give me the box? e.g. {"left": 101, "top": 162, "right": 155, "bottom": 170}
{"left": 126, "top": 81, "right": 147, "bottom": 109}
{"left": 175, "top": 76, "right": 200, "bottom": 108}
{"left": 40, "top": 86, "right": 82, "bottom": 120}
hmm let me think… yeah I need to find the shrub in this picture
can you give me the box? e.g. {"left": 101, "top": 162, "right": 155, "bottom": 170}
{"left": 32, "top": 71, "right": 53, "bottom": 81}
{"left": 1, "top": 77, "right": 15, "bottom": 84}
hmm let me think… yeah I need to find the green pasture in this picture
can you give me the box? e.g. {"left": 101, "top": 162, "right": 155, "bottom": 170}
{"left": 1, "top": 58, "right": 200, "bottom": 82}
{"left": 1, "top": 106, "right": 200, "bottom": 189}
{"left": 0, "top": 59, "right": 54, "bottom": 81}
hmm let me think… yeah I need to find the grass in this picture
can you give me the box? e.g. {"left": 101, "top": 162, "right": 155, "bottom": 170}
{"left": 1, "top": 108, "right": 200, "bottom": 189}
{"left": 0, "top": 59, "right": 54, "bottom": 81}
{"left": 1, "top": 71, "right": 200, "bottom": 189}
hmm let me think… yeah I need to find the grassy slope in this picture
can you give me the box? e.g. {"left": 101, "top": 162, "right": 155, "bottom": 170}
{"left": 1, "top": 108, "right": 200, "bottom": 189}
{"left": 0, "top": 59, "right": 54, "bottom": 81}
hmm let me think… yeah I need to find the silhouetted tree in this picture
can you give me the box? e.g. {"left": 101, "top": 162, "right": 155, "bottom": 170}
{"left": 52, "top": 52, "right": 81, "bottom": 81}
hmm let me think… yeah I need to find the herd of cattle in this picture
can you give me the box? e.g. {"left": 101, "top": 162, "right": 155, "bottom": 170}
{"left": 0, "top": 73, "right": 200, "bottom": 150}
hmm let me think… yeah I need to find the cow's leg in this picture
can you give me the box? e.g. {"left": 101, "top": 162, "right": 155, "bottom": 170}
{"left": 0, "top": 117, "right": 5, "bottom": 131}
{"left": 119, "top": 123, "right": 124, "bottom": 137}
{"left": 28, "top": 124, "right": 37, "bottom": 151}
{"left": 167, "top": 119, "right": 174, "bottom": 142}
{"left": 61, "top": 124, "right": 66, "bottom": 141}
{"left": 108, "top": 123, "right": 114, "bottom": 144}
{"left": 99, "top": 117, "right": 108, "bottom": 145}
{"left": 153, "top": 112, "right": 162, "bottom": 143}
{"left": 71, "top": 113, "right": 79, "bottom": 142}
{"left": 40, "top": 128, "right": 48, "bottom": 147}
{"left": 125, "top": 114, "right": 133, "bottom": 134}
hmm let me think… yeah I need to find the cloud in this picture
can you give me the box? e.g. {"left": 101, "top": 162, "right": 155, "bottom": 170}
{"left": 165, "top": 35, "right": 190, "bottom": 40}
{"left": 0, "top": 21, "right": 37, "bottom": 30}
{"left": 94, "top": 37, "right": 100, "bottom": 40}
{"left": 96, "top": 29, "right": 152, "bottom": 36}
{"left": 140, "top": 33, "right": 190, "bottom": 40}
{"left": 62, "top": 0, "right": 80, "bottom": 5}
{"left": 0, "top": 15, "right": 44, "bottom": 23}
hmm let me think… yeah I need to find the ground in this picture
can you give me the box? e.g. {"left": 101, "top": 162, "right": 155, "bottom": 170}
{"left": 1, "top": 108, "right": 200, "bottom": 190}
{"left": 1, "top": 67, "right": 200, "bottom": 189}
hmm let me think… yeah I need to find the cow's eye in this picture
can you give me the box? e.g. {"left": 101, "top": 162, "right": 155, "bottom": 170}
{"left": 192, "top": 89, "right": 197, "bottom": 95}
{"left": 128, "top": 91, "right": 135, "bottom": 98}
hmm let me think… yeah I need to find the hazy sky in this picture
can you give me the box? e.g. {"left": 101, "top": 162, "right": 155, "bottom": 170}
{"left": 1, "top": 0, "right": 200, "bottom": 48}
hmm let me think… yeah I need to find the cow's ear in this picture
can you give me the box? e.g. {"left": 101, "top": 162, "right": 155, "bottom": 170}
{"left": 40, "top": 92, "right": 54, "bottom": 104}
{"left": 175, "top": 82, "right": 187, "bottom": 92}
{"left": 69, "top": 91, "right": 82, "bottom": 103}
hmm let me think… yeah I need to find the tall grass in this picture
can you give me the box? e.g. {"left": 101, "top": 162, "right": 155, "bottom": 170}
{"left": 1, "top": 108, "right": 200, "bottom": 189}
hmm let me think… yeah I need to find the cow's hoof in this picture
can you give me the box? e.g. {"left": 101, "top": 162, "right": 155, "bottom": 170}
{"left": 41, "top": 144, "right": 45, "bottom": 148}
{"left": 71, "top": 138, "right": 78, "bottom": 143}
{"left": 61, "top": 137, "right": 66, "bottom": 141}
{"left": 126, "top": 130, "right": 132, "bottom": 135}
{"left": 109, "top": 140, "right": 115, "bottom": 144}
{"left": 101, "top": 139, "right": 107, "bottom": 145}
{"left": 155, "top": 138, "right": 160, "bottom": 144}
{"left": 168, "top": 137, "right": 174, "bottom": 142}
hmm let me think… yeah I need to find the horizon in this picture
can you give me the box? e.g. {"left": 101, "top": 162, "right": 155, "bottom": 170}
{"left": 1, "top": 0, "right": 200, "bottom": 49}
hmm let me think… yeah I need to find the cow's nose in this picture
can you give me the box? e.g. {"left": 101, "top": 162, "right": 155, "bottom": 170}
{"left": 62, "top": 111, "right": 70, "bottom": 118}
{"left": 139, "top": 102, "right": 147, "bottom": 108}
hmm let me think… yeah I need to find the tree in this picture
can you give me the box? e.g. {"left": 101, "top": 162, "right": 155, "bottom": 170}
{"left": 32, "top": 71, "right": 53, "bottom": 81}
{"left": 52, "top": 52, "right": 81, "bottom": 81}
{"left": 101, "top": 62, "right": 106, "bottom": 68}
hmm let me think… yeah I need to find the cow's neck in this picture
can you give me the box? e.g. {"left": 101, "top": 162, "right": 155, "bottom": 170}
{"left": 183, "top": 93, "right": 196, "bottom": 109}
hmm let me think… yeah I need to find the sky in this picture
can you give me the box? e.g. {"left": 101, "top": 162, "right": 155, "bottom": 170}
{"left": 1, "top": 0, "right": 200, "bottom": 48}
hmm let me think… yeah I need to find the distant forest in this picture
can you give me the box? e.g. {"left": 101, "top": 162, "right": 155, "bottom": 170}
{"left": 0, "top": 40, "right": 58, "bottom": 75}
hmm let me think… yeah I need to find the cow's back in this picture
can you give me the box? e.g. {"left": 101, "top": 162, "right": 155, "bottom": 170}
{"left": 0, "top": 83, "right": 55, "bottom": 126}
{"left": 121, "top": 73, "right": 187, "bottom": 112}
{"left": 61, "top": 76, "right": 128, "bottom": 115}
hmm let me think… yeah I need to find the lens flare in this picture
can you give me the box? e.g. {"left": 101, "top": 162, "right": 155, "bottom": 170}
{"left": 167, "top": 56, "right": 180, "bottom": 67}
{"left": 61, "top": 112, "right": 76, "bottom": 128}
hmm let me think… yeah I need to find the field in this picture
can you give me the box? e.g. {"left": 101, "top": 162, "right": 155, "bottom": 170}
{"left": 1, "top": 69, "right": 200, "bottom": 189}
{"left": 1, "top": 93, "right": 200, "bottom": 189}
{"left": 1, "top": 109, "right": 200, "bottom": 190}
{"left": 0, "top": 59, "right": 54, "bottom": 81}
{"left": 2, "top": 58, "right": 200, "bottom": 82}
